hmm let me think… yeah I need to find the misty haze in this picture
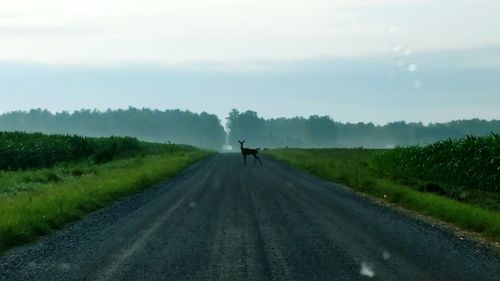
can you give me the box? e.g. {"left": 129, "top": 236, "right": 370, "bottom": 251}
{"left": 1, "top": 1, "right": 499, "bottom": 280}
{"left": 1, "top": 108, "right": 498, "bottom": 150}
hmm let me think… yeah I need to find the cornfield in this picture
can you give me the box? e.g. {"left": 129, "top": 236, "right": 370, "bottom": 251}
{"left": 374, "top": 134, "right": 500, "bottom": 193}
{"left": 0, "top": 132, "right": 147, "bottom": 170}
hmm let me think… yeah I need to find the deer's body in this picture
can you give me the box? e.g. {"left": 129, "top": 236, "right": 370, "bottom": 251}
{"left": 239, "top": 140, "right": 262, "bottom": 166}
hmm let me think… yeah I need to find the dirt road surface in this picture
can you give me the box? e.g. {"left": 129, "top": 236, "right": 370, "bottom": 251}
{"left": 1, "top": 154, "right": 499, "bottom": 280}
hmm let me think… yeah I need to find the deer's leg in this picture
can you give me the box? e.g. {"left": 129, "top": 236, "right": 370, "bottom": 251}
{"left": 253, "top": 154, "right": 257, "bottom": 166}
{"left": 256, "top": 155, "right": 262, "bottom": 166}
{"left": 243, "top": 154, "right": 247, "bottom": 165}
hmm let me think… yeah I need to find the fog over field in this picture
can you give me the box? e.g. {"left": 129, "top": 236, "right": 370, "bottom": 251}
{"left": 1, "top": 108, "right": 498, "bottom": 150}
{"left": 1, "top": 47, "right": 500, "bottom": 125}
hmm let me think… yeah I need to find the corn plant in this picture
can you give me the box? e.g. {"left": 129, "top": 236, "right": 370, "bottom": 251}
{"left": 373, "top": 134, "right": 500, "bottom": 193}
{"left": 0, "top": 132, "right": 175, "bottom": 170}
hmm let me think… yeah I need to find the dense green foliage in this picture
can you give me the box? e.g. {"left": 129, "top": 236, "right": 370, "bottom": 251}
{"left": 0, "top": 149, "right": 211, "bottom": 253}
{"left": 266, "top": 148, "right": 500, "bottom": 241}
{"left": 374, "top": 134, "right": 500, "bottom": 193}
{"left": 0, "top": 131, "right": 176, "bottom": 170}
{"left": 0, "top": 108, "right": 226, "bottom": 149}
{"left": 227, "top": 109, "right": 500, "bottom": 148}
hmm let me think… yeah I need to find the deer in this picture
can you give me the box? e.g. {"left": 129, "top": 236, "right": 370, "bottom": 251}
{"left": 238, "top": 140, "right": 262, "bottom": 166}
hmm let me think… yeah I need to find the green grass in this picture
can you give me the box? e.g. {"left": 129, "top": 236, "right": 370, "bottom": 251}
{"left": 0, "top": 150, "right": 212, "bottom": 253}
{"left": 265, "top": 148, "right": 500, "bottom": 241}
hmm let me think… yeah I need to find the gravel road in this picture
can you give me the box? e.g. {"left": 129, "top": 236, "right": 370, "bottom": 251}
{"left": 1, "top": 153, "right": 499, "bottom": 280}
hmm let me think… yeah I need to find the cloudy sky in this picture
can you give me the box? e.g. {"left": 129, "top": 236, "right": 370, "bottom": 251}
{"left": 1, "top": 0, "right": 499, "bottom": 124}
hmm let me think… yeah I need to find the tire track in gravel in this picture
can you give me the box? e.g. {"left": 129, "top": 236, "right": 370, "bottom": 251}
{"left": 92, "top": 160, "right": 219, "bottom": 281}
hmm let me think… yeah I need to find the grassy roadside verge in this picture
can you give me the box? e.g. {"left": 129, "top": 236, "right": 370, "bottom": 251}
{"left": 0, "top": 150, "right": 212, "bottom": 253}
{"left": 265, "top": 149, "right": 500, "bottom": 242}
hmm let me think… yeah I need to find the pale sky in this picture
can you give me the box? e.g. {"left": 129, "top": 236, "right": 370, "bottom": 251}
{"left": 1, "top": 0, "right": 499, "bottom": 123}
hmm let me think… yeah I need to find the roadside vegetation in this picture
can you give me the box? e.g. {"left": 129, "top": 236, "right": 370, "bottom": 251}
{"left": 265, "top": 134, "right": 500, "bottom": 241}
{"left": 0, "top": 132, "right": 211, "bottom": 253}
{"left": 373, "top": 134, "right": 500, "bottom": 198}
{"left": 0, "top": 131, "right": 177, "bottom": 170}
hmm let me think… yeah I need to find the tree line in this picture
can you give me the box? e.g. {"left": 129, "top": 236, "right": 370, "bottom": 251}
{"left": 0, "top": 108, "right": 499, "bottom": 149}
{"left": 0, "top": 108, "right": 226, "bottom": 149}
{"left": 226, "top": 109, "right": 500, "bottom": 149}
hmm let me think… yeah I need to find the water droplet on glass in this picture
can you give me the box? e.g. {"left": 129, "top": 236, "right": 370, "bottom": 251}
{"left": 397, "top": 59, "right": 405, "bottom": 67}
{"left": 408, "top": 64, "right": 418, "bottom": 72}
{"left": 383, "top": 251, "right": 391, "bottom": 260}
{"left": 189, "top": 202, "right": 197, "bottom": 208}
{"left": 392, "top": 43, "right": 402, "bottom": 52}
{"left": 414, "top": 80, "right": 422, "bottom": 89}
{"left": 360, "top": 262, "right": 375, "bottom": 278}
{"left": 388, "top": 26, "right": 396, "bottom": 35}
{"left": 404, "top": 47, "right": 413, "bottom": 56}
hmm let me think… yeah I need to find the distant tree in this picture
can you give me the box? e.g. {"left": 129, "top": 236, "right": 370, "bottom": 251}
{"left": 226, "top": 109, "right": 266, "bottom": 147}
{"left": 306, "top": 115, "right": 337, "bottom": 147}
